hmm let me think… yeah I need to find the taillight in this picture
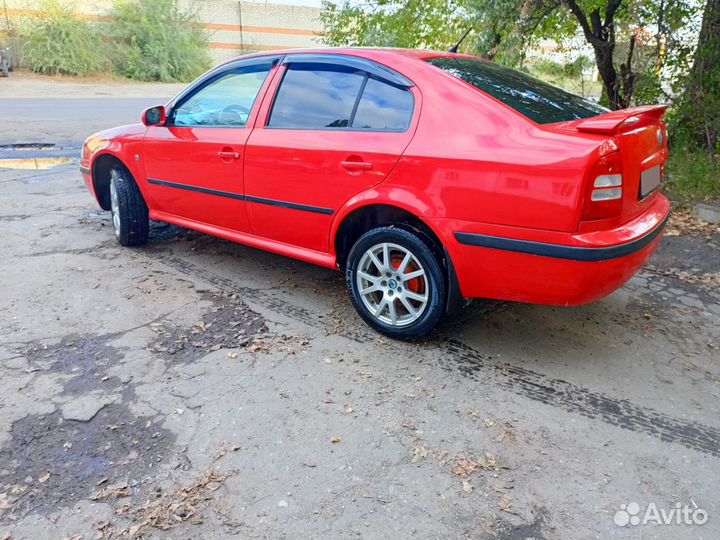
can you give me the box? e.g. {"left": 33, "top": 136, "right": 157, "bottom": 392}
{"left": 582, "top": 150, "right": 623, "bottom": 220}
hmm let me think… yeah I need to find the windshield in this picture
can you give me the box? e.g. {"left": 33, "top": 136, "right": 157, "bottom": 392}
{"left": 426, "top": 57, "right": 608, "bottom": 124}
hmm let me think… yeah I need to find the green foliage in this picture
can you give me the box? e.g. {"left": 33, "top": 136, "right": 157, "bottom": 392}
{"left": 320, "top": 0, "right": 468, "bottom": 50}
{"left": 22, "top": 0, "right": 107, "bottom": 75}
{"left": 108, "top": 0, "right": 211, "bottom": 82}
{"left": 666, "top": 149, "right": 720, "bottom": 201}
{"left": 670, "top": 0, "right": 720, "bottom": 156}
{"left": 321, "top": 0, "right": 697, "bottom": 106}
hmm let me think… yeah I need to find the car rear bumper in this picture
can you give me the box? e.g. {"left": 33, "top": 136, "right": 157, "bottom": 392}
{"left": 434, "top": 194, "right": 670, "bottom": 305}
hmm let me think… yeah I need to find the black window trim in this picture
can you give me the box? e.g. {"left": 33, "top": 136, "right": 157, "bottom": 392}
{"left": 281, "top": 53, "right": 414, "bottom": 88}
{"left": 265, "top": 58, "right": 415, "bottom": 133}
{"left": 165, "top": 55, "right": 283, "bottom": 129}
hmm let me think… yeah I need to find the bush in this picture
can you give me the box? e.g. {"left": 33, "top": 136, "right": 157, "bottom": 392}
{"left": 109, "top": 0, "right": 211, "bottom": 82}
{"left": 665, "top": 149, "right": 720, "bottom": 202}
{"left": 22, "top": 0, "right": 107, "bottom": 75}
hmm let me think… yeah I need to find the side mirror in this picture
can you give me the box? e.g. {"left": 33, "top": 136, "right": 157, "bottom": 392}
{"left": 142, "top": 105, "right": 166, "bottom": 126}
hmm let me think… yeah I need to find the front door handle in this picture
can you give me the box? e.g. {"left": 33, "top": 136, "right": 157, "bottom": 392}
{"left": 218, "top": 150, "right": 240, "bottom": 160}
{"left": 340, "top": 160, "right": 373, "bottom": 171}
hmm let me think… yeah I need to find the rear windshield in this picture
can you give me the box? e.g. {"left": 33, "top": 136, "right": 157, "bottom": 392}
{"left": 426, "top": 57, "right": 608, "bottom": 124}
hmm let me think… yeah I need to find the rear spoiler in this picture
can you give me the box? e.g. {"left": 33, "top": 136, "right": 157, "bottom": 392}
{"left": 574, "top": 104, "right": 668, "bottom": 135}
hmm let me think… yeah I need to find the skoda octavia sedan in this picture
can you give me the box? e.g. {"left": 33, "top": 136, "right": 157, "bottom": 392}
{"left": 80, "top": 48, "right": 670, "bottom": 339}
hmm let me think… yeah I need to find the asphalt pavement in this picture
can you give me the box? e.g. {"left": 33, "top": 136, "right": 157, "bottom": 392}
{"left": 1, "top": 98, "right": 161, "bottom": 157}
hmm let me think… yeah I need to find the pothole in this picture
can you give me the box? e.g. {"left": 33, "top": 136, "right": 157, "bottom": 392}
{"left": 0, "top": 143, "right": 57, "bottom": 150}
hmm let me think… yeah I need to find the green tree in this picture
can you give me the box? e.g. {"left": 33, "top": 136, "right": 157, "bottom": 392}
{"left": 22, "top": 0, "right": 107, "bottom": 76}
{"left": 672, "top": 0, "right": 720, "bottom": 154}
{"left": 321, "top": 0, "right": 696, "bottom": 109}
{"left": 108, "top": 0, "right": 211, "bottom": 82}
{"left": 320, "top": 0, "right": 468, "bottom": 50}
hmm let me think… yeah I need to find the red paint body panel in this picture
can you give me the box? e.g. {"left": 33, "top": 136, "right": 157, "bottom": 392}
{"left": 143, "top": 126, "right": 253, "bottom": 232}
{"left": 81, "top": 47, "right": 671, "bottom": 307}
{"left": 435, "top": 194, "right": 669, "bottom": 303}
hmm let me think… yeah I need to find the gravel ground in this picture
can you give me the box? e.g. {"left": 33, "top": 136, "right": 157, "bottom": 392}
{"left": 0, "top": 77, "right": 718, "bottom": 540}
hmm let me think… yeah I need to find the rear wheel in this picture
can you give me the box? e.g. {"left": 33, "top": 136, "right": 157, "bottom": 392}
{"left": 109, "top": 166, "right": 149, "bottom": 246}
{"left": 346, "top": 227, "right": 446, "bottom": 340}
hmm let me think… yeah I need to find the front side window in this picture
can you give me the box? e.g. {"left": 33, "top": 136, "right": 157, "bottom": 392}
{"left": 172, "top": 64, "right": 273, "bottom": 127}
{"left": 426, "top": 57, "right": 608, "bottom": 124}
{"left": 268, "top": 62, "right": 414, "bottom": 131}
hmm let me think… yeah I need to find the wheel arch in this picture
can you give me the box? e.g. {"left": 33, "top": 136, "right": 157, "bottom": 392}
{"left": 91, "top": 152, "right": 132, "bottom": 211}
{"left": 90, "top": 150, "right": 147, "bottom": 210}
{"left": 332, "top": 202, "right": 464, "bottom": 314}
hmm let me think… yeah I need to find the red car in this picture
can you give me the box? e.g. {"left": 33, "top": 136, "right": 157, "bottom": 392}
{"left": 81, "top": 48, "right": 670, "bottom": 339}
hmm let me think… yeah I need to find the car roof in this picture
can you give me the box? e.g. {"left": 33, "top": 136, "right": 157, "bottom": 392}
{"left": 221, "top": 47, "right": 483, "bottom": 66}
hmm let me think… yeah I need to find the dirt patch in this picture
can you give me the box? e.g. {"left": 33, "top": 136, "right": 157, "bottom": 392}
{"left": 114, "top": 469, "right": 229, "bottom": 538}
{"left": 495, "top": 508, "right": 550, "bottom": 540}
{"left": 665, "top": 206, "right": 720, "bottom": 237}
{"left": 149, "top": 291, "right": 268, "bottom": 363}
{"left": 0, "top": 405, "right": 175, "bottom": 521}
{"left": 24, "top": 334, "right": 124, "bottom": 396}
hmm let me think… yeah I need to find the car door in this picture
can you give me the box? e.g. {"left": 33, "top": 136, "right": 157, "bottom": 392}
{"left": 142, "top": 56, "right": 280, "bottom": 233}
{"left": 244, "top": 54, "right": 417, "bottom": 253}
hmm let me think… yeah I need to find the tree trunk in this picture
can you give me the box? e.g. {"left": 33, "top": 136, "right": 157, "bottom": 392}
{"left": 678, "top": 0, "right": 720, "bottom": 152}
{"left": 593, "top": 42, "right": 620, "bottom": 109}
{"left": 562, "top": 0, "right": 632, "bottom": 110}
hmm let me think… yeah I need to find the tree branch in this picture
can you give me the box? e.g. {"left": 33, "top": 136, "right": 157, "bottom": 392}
{"left": 589, "top": 8, "right": 603, "bottom": 38}
{"left": 605, "top": 0, "right": 623, "bottom": 26}
{"left": 626, "top": 32, "right": 636, "bottom": 72}
{"left": 561, "top": 0, "right": 602, "bottom": 45}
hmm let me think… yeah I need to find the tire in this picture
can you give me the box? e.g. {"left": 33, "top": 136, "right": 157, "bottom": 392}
{"left": 109, "top": 166, "right": 149, "bottom": 246}
{"left": 346, "top": 226, "right": 446, "bottom": 340}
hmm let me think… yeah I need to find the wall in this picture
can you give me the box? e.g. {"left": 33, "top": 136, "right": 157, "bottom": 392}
{"left": 2, "top": 0, "right": 324, "bottom": 64}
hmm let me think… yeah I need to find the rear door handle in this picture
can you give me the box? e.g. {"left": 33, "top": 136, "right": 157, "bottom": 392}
{"left": 340, "top": 161, "right": 373, "bottom": 170}
{"left": 218, "top": 150, "right": 240, "bottom": 160}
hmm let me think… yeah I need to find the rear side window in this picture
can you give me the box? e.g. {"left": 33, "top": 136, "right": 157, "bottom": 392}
{"left": 353, "top": 77, "right": 413, "bottom": 130}
{"left": 427, "top": 57, "right": 607, "bottom": 124}
{"left": 269, "top": 63, "right": 365, "bottom": 128}
{"left": 268, "top": 62, "right": 414, "bottom": 131}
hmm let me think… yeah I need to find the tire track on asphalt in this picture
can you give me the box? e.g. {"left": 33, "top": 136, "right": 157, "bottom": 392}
{"left": 150, "top": 249, "right": 720, "bottom": 458}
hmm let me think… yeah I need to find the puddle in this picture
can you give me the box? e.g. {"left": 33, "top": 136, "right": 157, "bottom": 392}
{"left": 0, "top": 157, "right": 73, "bottom": 170}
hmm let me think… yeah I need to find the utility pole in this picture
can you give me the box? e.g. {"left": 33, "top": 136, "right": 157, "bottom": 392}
{"left": 238, "top": 1, "right": 244, "bottom": 53}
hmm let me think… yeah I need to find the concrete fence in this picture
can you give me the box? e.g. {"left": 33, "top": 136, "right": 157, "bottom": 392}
{"left": 2, "top": 0, "right": 325, "bottom": 64}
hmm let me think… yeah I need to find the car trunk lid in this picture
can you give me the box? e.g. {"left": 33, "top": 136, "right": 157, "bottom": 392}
{"left": 560, "top": 105, "right": 669, "bottom": 225}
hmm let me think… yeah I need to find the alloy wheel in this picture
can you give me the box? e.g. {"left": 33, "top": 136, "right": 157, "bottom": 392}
{"left": 356, "top": 242, "right": 429, "bottom": 326}
{"left": 109, "top": 170, "right": 121, "bottom": 238}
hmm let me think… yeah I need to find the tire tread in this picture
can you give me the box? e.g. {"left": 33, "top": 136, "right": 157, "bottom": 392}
{"left": 112, "top": 167, "right": 149, "bottom": 246}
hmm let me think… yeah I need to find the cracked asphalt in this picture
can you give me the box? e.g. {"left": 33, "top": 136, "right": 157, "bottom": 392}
{"left": 1, "top": 78, "right": 719, "bottom": 540}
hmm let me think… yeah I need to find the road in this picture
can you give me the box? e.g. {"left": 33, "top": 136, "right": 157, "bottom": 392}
{"left": 0, "top": 77, "right": 719, "bottom": 540}
{"left": 0, "top": 75, "right": 182, "bottom": 155}
{"left": 0, "top": 98, "right": 163, "bottom": 156}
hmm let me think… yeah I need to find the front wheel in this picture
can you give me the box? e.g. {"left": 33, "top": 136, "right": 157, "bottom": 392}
{"left": 109, "top": 166, "right": 149, "bottom": 246}
{"left": 346, "top": 227, "right": 446, "bottom": 340}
